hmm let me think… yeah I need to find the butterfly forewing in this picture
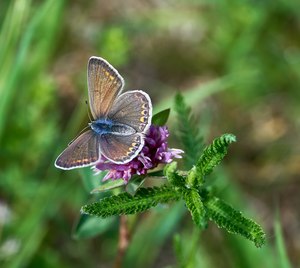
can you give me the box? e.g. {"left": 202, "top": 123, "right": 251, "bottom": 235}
{"left": 99, "top": 133, "right": 144, "bottom": 164}
{"left": 108, "top": 90, "right": 152, "bottom": 133}
{"left": 55, "top": 130, "right": 100, "bottom": 169}
{"left": 88, "top": 57, "right": 124, "bottom": 119}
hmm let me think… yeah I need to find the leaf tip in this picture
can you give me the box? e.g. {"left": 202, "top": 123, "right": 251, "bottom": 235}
{"left": 223, "top": 133, "right": 237, "bottom": 143}
{"left": 80, "top": 206, "right": 88, "bottom": 215}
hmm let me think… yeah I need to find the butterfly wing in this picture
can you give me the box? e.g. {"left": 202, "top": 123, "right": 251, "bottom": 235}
{"left": 108, "top": 90, "right": 152, "bottom": 133}
{"left": 55, "top": 130, "right": 100, "bottom": 169}
{"left": 99, "top": 133, "right": 144, "bottom": 164}
{"left": 88, "top": 56, "right": 124, "bottom": 119}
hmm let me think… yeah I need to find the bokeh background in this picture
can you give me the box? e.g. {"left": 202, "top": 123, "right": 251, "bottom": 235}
{"left": 0, "top": 0, "right": 299, "bottom": 267}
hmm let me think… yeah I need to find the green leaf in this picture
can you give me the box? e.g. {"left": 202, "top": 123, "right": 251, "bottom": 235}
{"left": 186, "top": 166, "right": 204, "bottom": 188}
{"left": 81, "top": 186, "right": 181, "bottom": 217}
{"left": 91, "top": 172, "right": 161, "bottom": 195}
{"left": 72, "top": 214, "right": 116, "bottom": 239}
{"left": 79, "top": 168, "right": 105, "bottom": 193}
{"left": 164, "top": 162, "right": 185, "bottom": 188}
{"left": 197, "top": 133, "right": 236, "bottom": 177}
{"left": 90, "top": 178, "right": 125, "bottom": 194}
{"left": 174, "top": 93, "right": 204, "bottom": 169}
{"left": 183, "top": 188, "right": 207, "bottom": 228}
{"left": 146, "top": 170, "right": 165, "bottom": 177}
{"left": 126, "top": 177, "right": 146, "bottom": 196}
{"left": 152, "top": 108, "right": 170, "bottom": 126}
{"left": 205, "top": 196, "right": 266, "bottom": 248}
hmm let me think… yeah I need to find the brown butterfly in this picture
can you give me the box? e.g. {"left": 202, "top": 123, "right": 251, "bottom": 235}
{"left": 55, "top": 57, "right": 152, "bottom": 170}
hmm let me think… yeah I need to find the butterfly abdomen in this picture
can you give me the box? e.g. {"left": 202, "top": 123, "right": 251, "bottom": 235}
{"left": 91, "top": 119, "right": 135, "bottom": 136}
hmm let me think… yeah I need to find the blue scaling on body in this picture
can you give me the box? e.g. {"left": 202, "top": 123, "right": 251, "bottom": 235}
{"left": 90, "top": 118, "right": 136, "bottom": 136}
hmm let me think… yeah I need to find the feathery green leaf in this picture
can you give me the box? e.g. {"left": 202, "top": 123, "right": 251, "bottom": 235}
{"left": 164, "top": 162, "right": 186, "bottom": 189}
{"left": 183, "top": 188, "right": 207, "bottom": 228}
{"left": 186, "top": 166, "right": 204, "bottom": 188}
{"left": 197, "top": 133, "right": 236, "bottom": 177}
{"left": 81, "top": 186, "right": 181, "bottom": 217}
{"left": 205, "top": 196, "right": 266, "bottom": 248}
{"left": 174, "top": 93, "right": 204, "bottom": 168}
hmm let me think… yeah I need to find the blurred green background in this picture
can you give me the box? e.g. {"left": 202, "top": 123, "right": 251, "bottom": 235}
{"left": 0, "top": 0, "right": 299, "bottom": 267}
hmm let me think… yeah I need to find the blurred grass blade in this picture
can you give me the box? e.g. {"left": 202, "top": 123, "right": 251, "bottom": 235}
{"left": 0, "top": 0, "right": 31, "bottom": 68}
{"left": 91, "top": 178, "right": 125, "bottom": 194}
{"left": 0, "top": 0, "right": 60, "bottom": 141}
{"left": 72, "top": 214, "right": 117, "bottom": 239}
{"left": 124, "top": 202, "right": 186, "bottom": 267}
{"left": 4, "top": 1, "right": 65, "bottom": 267}
{"left": 154, "top": 70, "right": 258, "bottom": 115}
{"left": 78, "top": 168, "right": 105, "bottom": 193}
{"left": 275, "top": 210, "right": 292, "bottom": 268}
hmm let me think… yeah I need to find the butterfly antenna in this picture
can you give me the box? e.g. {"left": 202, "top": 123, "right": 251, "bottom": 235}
{"left": 85, "top": 100, "right": 93, "bottom": 123}
{"left": 67, "top": 100, "right": 93, "bottom": 146}
{"left": 68, "top": 125, "right": 90, "bottom": 145}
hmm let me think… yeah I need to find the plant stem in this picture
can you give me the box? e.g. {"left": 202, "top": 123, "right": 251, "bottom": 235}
{"left": 114, "top": 216, "right": 130, "bottom": 268}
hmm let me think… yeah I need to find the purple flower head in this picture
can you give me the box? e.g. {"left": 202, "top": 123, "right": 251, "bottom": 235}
{"left": 94, "top": 125, "right": 184, "bottom": 183}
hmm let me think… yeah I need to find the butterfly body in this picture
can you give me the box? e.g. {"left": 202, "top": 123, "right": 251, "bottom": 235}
{"left": 55, "top": 57, "right": 152, "bottom": 170}
{"left": 90, "top": 119, "right": 135, "bottom": 136}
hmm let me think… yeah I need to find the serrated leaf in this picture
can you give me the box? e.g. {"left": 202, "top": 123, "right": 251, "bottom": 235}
{"left": 183, "top": 189, "right": 207, "bottom": 228}
{"left": 81, "top": 186, "right": 181, "bottom": 217}
{"left": 174, "top": 93, "right": 204, "bottom": 168}
{"left": 164, "top": 162, "right": 185, "bottom": 188}
{"left": 152, "top": 108, "right": 170, "bottom": 126}
{"left": 197, "top": 133, "right": 236, "bottom": 177}
{"left": 205, "top": 196, "right": 266, "bottom": 248}
{"left": 186, "top": 166, "right": 204, "bottom": 188}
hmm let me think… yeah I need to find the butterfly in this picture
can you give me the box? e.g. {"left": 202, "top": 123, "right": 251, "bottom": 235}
{"left": 55, "top": 56, "right": 152, "bottom": 170}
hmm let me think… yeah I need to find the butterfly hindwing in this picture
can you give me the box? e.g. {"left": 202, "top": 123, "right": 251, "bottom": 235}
{"left": 99, "top": 133, "right": 144, "bottom": 164}
{"left": 55, "top": 130, "right": 100, "bottom": 169}
{"left": 108, "top": 90, "right": 152, "bottom": 133}
{"left": 88, "top": 57, "right": 124, "bottom": 119}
